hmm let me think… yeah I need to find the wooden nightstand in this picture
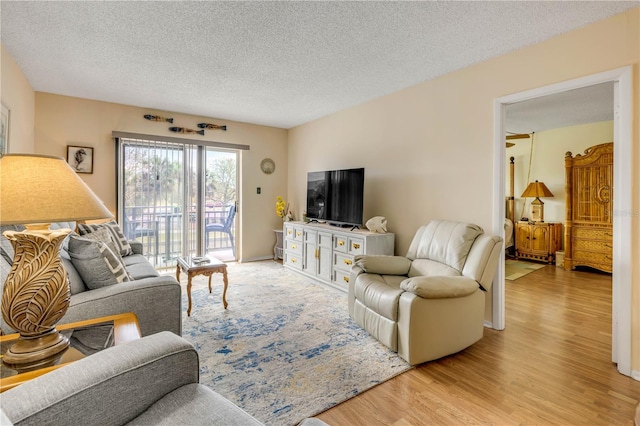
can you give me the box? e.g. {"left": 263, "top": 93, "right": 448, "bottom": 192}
{"left": 515, "top": 222, "right": 562, "bottom": 264}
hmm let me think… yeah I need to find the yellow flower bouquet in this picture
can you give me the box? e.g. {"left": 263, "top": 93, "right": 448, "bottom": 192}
{"left": 276, "top": 196, "right": 288, "bottom": 219}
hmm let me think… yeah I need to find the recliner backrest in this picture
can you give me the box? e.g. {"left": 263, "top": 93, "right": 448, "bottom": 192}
{"left": 405, "top": 220, "right": 483, "bottom": 272}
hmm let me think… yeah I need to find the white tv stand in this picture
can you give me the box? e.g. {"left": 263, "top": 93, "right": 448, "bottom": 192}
{"left": 282, "top": 221, "right": 394, "bottom": 292}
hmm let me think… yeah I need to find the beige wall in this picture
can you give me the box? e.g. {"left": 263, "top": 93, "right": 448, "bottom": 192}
{"left": 34, "top": 93, "right": 288, "bottom": 261}
{"left": 507, "top": 121, "right": 614, "bottom": 225}
{"left": 1, "top": 45, "right": 35, "bottom": 153}
{"left": 288, "top": 9, "right": 639, "bottom": 371}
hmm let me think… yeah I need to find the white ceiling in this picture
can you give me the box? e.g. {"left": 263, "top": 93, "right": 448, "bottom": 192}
{"left": 1, "top": 1, "right": 636, "bottom": 129}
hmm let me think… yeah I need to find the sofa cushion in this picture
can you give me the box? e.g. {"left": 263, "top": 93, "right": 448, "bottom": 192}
{"left": 124, "top": 255, "right": 160, "bottom": 280}
{"left": 400, "top": 275, "right": 479, "bottom": 299}
{"left": 67, "top": 234, "right": 132, "bottom": 289}
{"left": 78, "top": 220, "right": 133, "bottom": 256}
{"left": 127, "top": 384, "right": 263, "bottom": 426}
{"left": 405, "top": 220, "right": 483, "bottom": 272}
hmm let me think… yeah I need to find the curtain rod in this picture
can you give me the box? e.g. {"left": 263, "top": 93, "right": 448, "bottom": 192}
{"left": 112, "top": 131, "right": 250, "bottom": 151}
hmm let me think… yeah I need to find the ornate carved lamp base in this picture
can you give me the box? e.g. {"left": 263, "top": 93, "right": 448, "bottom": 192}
{"left": 1, "top": 226, "right": 72, "bottom": 367}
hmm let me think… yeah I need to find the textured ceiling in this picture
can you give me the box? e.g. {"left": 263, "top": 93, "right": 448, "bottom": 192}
{"left": 1, "top": 1, "right": 636, "bottom": 129}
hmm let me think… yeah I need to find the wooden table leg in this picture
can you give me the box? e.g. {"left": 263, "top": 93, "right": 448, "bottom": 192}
{"left": 187, "top": 274, "right": 193, "bottom": 316}
{"left": 208, "top": 274, "right": 212, "bottom": 293}
{"left": 221, "top": 267, "right": 228, "bottom": 309}
{"left": 176, "top": 264, "right": 180, "bottom": 282}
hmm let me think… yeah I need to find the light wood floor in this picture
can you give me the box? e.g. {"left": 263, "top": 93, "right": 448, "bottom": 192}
{"left": 317, "top": 263, "right": 640, "bottom": 425}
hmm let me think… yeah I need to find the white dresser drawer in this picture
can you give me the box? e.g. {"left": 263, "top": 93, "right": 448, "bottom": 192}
{"left": 348, "top": 237, "right": 364, "bottom": 256}
{"left": 285, "top": 239, "right": 303, "bottom": 256}
{"left": 334, "top": 252, "right": 355, "bottom": 272}
{"left": 284, "top": 253, "right": 302, "bottom": 270}
{"left": 333, "top": 269, "right": 351, "bottom": 287}
{"left": 333, "top": 235, "right": 348, "bottom": 253}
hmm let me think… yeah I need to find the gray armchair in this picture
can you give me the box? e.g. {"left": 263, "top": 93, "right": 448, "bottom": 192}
{"left": 0, "top": 332, "right": 263, "bottom": 426}
{"left": 349, "top": 220, "right": 502, "bottom": 365}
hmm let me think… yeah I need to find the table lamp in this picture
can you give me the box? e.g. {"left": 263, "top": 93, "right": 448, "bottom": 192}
{"left": 0, "top": 154, "right": 112, "bottom": 367}
{"left": 521, "top": 180, "right": 554, "bottom": 222}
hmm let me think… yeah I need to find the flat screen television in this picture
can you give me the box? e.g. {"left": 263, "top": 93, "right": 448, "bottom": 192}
{"left": 306, "top": 167, "right": 364, "bottom": 227}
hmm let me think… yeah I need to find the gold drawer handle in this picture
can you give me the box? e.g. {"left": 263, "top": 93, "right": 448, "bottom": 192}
{"left": 291, "top": 244, "right": 297, "bottom": 250}
{"left": 343, "top": 276, "right": 349, "bottom": 283}
{"left": 344, "top": 259, "right": 353, "bottom": 266}
{"left": 291, "top": 258, "right": 297, "bottom": 263}
{"left": 315, "top": 249, "right": 319, "bottom": 259}
{"left": 287, "top": 230, "right": 292, "bottom": 235}
{"left": 338, "top": 240, "right": 345, "bottom": 246}
{"left": 352, "top": 243, "right": 360, "bottom": 250}
{"left": 296, "top": 231, "right": 301, "bottom": 237}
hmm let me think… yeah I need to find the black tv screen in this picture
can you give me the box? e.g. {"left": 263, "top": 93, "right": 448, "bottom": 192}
{"left": 306, "top": 168, "right": 364, "bottom": 226}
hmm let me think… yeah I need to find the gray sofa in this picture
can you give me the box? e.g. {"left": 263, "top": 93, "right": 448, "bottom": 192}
{"left": 0, "top": 223, "right": 181, "bottom": 337}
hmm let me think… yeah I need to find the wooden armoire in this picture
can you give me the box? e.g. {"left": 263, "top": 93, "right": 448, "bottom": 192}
{"left": 563, "top": 142, "right": 613, "bottom": 272}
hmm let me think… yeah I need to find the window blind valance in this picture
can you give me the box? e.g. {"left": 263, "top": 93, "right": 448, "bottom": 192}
{"left": 112, "top": 131, "right": 250, "bottom": 151}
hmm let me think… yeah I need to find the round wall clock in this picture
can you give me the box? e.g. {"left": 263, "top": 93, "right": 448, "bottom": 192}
{"left": 260, "top": 158, "right": 276, "bottom": 174}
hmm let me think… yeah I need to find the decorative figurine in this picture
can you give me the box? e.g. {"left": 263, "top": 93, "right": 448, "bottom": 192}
{"left": 144, "top": 114, "right": 173, "bottom": 123}
{"left": 197, "top": 123, "right": 227, "bottom": 131}
{"left": 169, "top": 127, "right": 204, "bottom": 135}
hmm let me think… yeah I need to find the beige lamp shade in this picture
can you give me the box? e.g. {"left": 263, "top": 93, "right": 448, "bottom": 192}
{"left": 0, "top": 154, "right": 112, "bottom": 224}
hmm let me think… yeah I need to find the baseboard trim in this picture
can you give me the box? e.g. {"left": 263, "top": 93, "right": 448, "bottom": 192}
{"left": 239, "top": 255, "right": 276, "bottom": 263}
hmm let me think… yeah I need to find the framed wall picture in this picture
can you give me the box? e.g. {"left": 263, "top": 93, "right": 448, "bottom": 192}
{"left": 1, "top": 103, "right": 10, "bottom": 155}
{"left": 67, "top": 145, "right": 94, "bottom": 174}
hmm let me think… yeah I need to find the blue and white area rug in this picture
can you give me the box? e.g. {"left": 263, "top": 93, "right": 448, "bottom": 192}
{"left": 177, "top": 260, "right": 411, "bottom": 425}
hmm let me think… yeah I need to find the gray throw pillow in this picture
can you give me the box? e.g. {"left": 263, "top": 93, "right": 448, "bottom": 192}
{"left": 78, "top": 220, "right": 133, "bottom": 256}
{"left": 67, "top": 234, "right": 132, "bottom": 289}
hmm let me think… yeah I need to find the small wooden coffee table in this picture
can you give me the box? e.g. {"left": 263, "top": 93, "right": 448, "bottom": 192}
{"left": 176, "top": 255, "right": 228, "bottom": 316}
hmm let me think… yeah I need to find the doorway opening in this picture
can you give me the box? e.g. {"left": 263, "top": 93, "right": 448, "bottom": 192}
{"left": 492, "top": 67, "right": 633, "bottom": 377}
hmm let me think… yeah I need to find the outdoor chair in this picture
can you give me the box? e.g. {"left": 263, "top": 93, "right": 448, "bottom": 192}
{"left": 205, "top": 204, "right": 236, "bottom": 257}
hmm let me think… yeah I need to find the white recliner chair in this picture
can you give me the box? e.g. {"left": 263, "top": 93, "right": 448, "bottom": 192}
{"left": 348, "top": 220, "right": 502, "bottom": 365}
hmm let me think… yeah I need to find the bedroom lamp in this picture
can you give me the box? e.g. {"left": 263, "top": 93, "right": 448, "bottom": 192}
{"left": 521, "top": 180, "right": 554, "bottom": 222}
{"left": 0, "top": 154, "right": 112, "bottom": 367}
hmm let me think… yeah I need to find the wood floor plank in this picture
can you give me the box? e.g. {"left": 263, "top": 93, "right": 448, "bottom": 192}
{"left": 317, "top": 263, "right": 640, "bottom": 425}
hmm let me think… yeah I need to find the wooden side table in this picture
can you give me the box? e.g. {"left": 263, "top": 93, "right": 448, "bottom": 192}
{"left": 1, "top": 312, "right": 141, "bottom": 392}
{"left": 176, "top": 255, "right": 228, "bottom": 316}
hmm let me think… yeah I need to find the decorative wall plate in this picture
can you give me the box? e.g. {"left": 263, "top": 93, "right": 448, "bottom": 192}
{"left": 261, "top": 158, "right": 275, "bottom": 174}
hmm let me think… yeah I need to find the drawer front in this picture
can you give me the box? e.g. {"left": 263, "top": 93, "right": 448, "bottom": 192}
{"left": 284, "top": 224, "right": 296, "bottom": 240}
{"left": 571, "top": 249, "right": 612, "bottom": 265}
{"left": 285, "top": 239, "right": 303, "bottom": 256}
{"left": 333, "top": 269, "right": 351, "bottom": 287}
{"left": 572, "top": 238, "right": 612, "bottom": 253}
{"left": 334, "top": 252, "right": 355, "bottom": 271}
{"left": 334, "top": 236, "right": 348, "bottom": 253}
{"left": 348, "top": 237, "right": 364, "bottom": 256}
{"left": 292, "top": 227, "right": 303, "bottom": 242}
{"left": 573, "top": 227, "right": 612, "bottom": 240}
{"left": 284, "top": 253, "right": 302, "bottom": 270}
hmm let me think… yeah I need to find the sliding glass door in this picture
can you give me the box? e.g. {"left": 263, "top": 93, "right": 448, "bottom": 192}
{"left": 117, "top": 137, "right": 237, "bottom": 269}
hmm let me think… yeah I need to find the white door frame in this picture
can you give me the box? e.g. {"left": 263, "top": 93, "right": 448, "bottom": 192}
{"left": 492, "top": 66, "right": 633, "bottom": 377}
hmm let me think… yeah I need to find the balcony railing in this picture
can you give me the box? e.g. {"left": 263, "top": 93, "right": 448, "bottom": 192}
{"left": 123, "top": 205, "right": 235, "bottom": 269}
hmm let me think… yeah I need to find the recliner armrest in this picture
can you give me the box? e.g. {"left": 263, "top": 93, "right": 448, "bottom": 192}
{"left": 1, "top": 332, "right": 198, "bottom": 426}
{"left": 354, "top": 255, "right": 412, "bottom": 276}
{"left": 400, "top": 275, "right": 479, "bottom": 299}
